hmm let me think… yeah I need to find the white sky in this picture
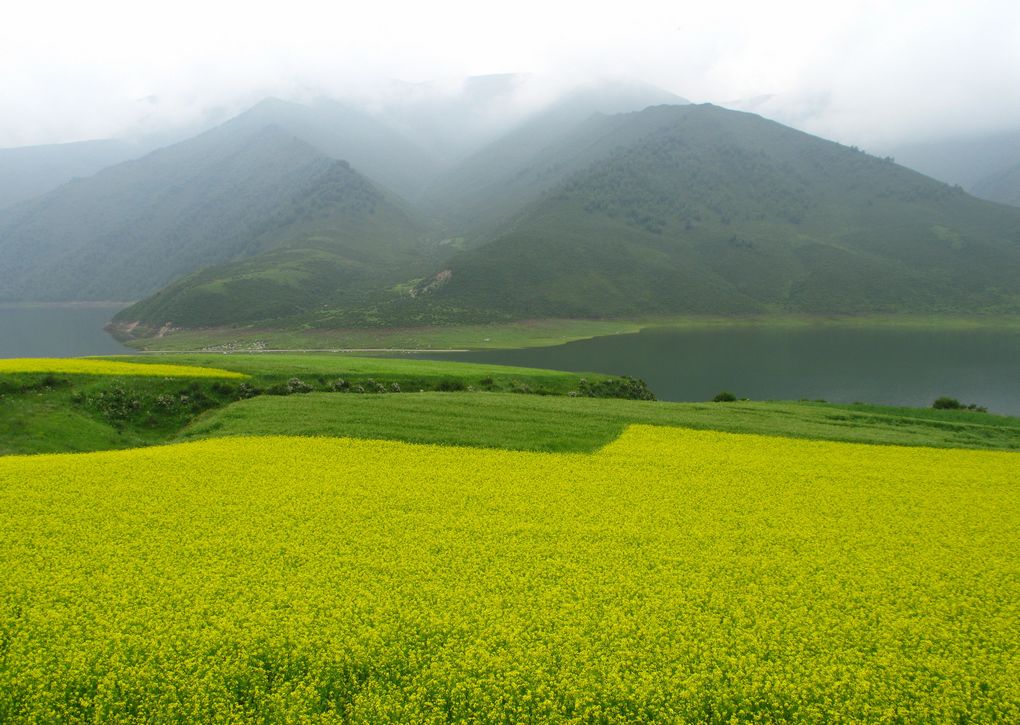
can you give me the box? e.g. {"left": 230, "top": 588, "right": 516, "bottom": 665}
{"left": 1, "top": 0, "right": 1018, "bottom": 149}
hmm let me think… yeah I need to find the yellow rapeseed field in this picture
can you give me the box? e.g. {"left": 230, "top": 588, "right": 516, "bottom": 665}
{"left": 0, "top": 427, "right": 1017, "bottom": 722}
{"left": 0, "top": 357, "right": 246, "bottom": 378}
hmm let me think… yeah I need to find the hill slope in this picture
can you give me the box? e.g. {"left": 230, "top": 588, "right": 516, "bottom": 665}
{"left": 0, "top": 138, "right": 145, "bottom": 210}
{"left": 224, "top": 98, "right": 442, "bottom": 199}
{"left": 112, "top": 171, "right": 429, "bottom": 330}
{"left": 421, "top": 82, "right": 687, "bottom": 230}
{"left": 0, "top": 123, "right": 430, "bottom": 304}
{"left": 396, "top": 105, "right": 1020, "bottom": 321}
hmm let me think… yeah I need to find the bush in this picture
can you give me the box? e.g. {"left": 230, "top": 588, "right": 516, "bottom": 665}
{"left": 932, "top": 396, "right": 962, "bottom": 410}
{"left": 435, "top": 379, "right": 467, "bottom": 392}
{"left": 236, "top": 382, "right": 259, "bottom": 399}
{"left": 286, "top": 378, "right": 313, "bottom": 394}
{"left": 578, "top": 376, "right": 656, "bottom": 401}
{"left": 713, "top": 391, "right": 737, "bottom": 402}
{"left": 210, "top": 382, "right": 233, "bottom": 396}
{"left": 40, "top": 374, "right": 69, "bottom": 389}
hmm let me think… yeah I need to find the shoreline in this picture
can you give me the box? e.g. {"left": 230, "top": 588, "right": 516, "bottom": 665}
{"left": 0, "top": 301, "right": 134, "bottom": 310}
{"left": 122, "top": 348, "right": 473, "bottom": 354}
{"left": 121, "top": 313, "right": 1020, "bottom": 353}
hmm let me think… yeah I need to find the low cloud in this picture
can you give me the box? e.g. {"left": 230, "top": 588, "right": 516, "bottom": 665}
{"left": 1, "top": 0, "right": 1017, "bottom": 149}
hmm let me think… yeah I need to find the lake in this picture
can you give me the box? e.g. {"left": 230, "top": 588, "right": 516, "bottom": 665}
{"left": 2, "top": 307, "right": 1018, "bottom": 416}
{"left": 405, "top": 326, "right": 1020, "bottom": 416}
{"left": 0, "top": 305, "right": 130, "bottom": 358}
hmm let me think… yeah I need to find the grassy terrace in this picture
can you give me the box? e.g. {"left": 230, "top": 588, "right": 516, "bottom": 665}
{"left": 2, "top": 353, "right": 1019, "bottom": 456}
{"left": 0, "top": 354, "right": 628, "bottom": 456}
{"left": 183, "top": 393, "right": 1020, "bottom": 453}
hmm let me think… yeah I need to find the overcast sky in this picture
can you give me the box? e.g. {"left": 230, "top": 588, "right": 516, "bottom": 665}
{"left": 2, "top": 0, "right": 1018, "bottom": 150}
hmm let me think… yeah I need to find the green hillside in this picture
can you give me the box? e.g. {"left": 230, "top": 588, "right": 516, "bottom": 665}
{"left": 400, "top": 104, "right": 1020, "bottom": 321}
{"left": 0, "top": 99, "right": 451, "bottom": 306}
{"left": 421, "top": 83, "right": 687, "bottom": 229}
{"left": 110, "top": 161, "right": 433, "bottom": 331}
{"left": 0, "top": 126, "right": 385, "bottom": 302}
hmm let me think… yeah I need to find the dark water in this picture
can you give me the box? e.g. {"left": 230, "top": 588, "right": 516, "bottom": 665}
{"left": 0, "top": 305, "right": 130, "bottom": 358}
{"left": 409, "top": 327, "right": 1020, "bottom": 416}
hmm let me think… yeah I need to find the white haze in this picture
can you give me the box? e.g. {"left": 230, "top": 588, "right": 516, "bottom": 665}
{"left": 1, "top": 0, "right": 1018, "bottom": 151}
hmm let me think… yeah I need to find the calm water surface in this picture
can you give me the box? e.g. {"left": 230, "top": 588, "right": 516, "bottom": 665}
{"left": 3, "top": 308, "right": 1018, "bottom": 416}
{"left": 409, "top": 327, "right": 1020, "bottom": 416}
{"left": 0, "top": 305, "right": 130, "bottom": 358}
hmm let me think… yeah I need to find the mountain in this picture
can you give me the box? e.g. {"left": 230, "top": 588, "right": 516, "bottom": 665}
{"left": 380, "top": 75, "right": 686, "bottom": 169}
{"left": 223, "top": 98, "right": 442, "bottom": 199}
{"left": 1, "top": 81, "right": 681, "bottom": 308}
{"left": 422, "top": 84, "right": 689, "bottom": 233}
{"left": 971, "top": 162, "right": 1020, "bottom": 208}
{"left": 886, "top": 128, "right": 1020, "bottom": 190}
{"left": 0, "top": 138, "right": 145, "bottom": 210}
{"left": 0, "top": 122, "right": 428, "bottom": 303}
{"left": 378, "top": 74, "right": 532, "bottom": 164}
{"left": 390, "top": 105, "right": 1020, "bottom": 321}
{"left": 120, "top": 104, "right": 1020, "bottom": 335}
{"left": 112, "top": 169, "right": 428, "bottom": 330}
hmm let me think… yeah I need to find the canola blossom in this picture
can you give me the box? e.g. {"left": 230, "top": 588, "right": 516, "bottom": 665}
{"left": 0, "top": 427, "right": 1017, "bottom": 722}
{"left": 0, "top": 357, "right": 246, "bottom": 378}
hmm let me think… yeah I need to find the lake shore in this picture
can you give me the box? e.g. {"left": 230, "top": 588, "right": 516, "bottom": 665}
{"left": 120, "top": 313, "right": 1020, "bottom": 353}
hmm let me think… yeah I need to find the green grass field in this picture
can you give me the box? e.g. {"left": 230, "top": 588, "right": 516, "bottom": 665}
{"left": 99, "top": 353, "right": 611, "bottom": 388}
{"left": 0, "top": 355, "right": 634, "bottom": 456}
{"left": 3, "top": 353, "right": 1019, "bottom": 457}
{"left": 184, "top": 392, "right": 1020, "bottom": 453}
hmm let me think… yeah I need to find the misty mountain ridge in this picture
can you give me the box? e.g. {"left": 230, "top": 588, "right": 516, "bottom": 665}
{"left": 364, "top": 105, "right": 1020, "bottom": 324}
{"left": 220, "top": 97, "right": 444, "bottom": 199}
{"left": 372, "top": 74, "right": 687, "bottom": 165}
{"left": 971, "top": 161, "right": 1020, "bottom": 208}
{"left": 0, "top": 123, "right": 427, "bottom": 302}
{"left": 0, "top": 75, "right": 684, "bottom": 207}
{"left": 0, "top": 113, "right": 236, "bottom": 212}
{"left": 422, "top": 95, "right": 695, "bottom": 233}
{"left": 885, "top": 127, "right": 1020, "bottom": 207}
{"left": 2, "top": 74, "right": 1019, "bottom": 337}
{"left": 0, "top": 76, "right": 686, "bottom": 305}
{"left": 109, "top": 103, "right": 1020, "bottom": 336}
